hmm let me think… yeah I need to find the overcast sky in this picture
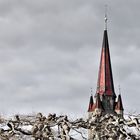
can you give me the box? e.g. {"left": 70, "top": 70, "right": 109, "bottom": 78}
{"left": 0, "top": 0, "right": 139, "bottom": 118}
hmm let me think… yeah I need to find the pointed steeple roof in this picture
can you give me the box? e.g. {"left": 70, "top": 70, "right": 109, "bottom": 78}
{"left": 115, "top": 94, "right": 124, "bottom": 111}
{"left": 96, "top": 29, "right": 116, "bottom": 97}
{"left": 94, "top": 94, "right": 103, "bottom": 110}
{"left": 88, "top": 95, "right": 94, "bottom": 112}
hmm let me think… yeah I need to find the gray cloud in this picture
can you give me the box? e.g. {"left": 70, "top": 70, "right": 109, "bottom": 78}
{"left": 0, "top": 0, "right": 139, "bottom": 117}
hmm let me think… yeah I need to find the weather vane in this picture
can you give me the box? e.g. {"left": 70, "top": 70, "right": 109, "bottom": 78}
{"left": 104, "top": 5, "right": 108, "bottom": 30}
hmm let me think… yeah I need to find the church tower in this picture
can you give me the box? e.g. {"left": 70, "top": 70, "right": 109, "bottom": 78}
{"left": 96, "top": 28, "right": 116, "bottom": 114}
{"left": 88, "top": 16, "right": 124, "bottom": 117}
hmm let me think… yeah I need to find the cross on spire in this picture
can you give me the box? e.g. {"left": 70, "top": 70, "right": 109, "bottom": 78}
{"left": 90, "top": 87, "right": 93, "bottom": 95}
{"left": 104, "top": 5, "right": 108, "bottom": 30}
{"left": 118, "top": 85, "right": 121, "bottom": 95}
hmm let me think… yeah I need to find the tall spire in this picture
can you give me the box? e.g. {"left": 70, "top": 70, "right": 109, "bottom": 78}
{"left": 96, "top": 19, "right": 116, "bottom": 97}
